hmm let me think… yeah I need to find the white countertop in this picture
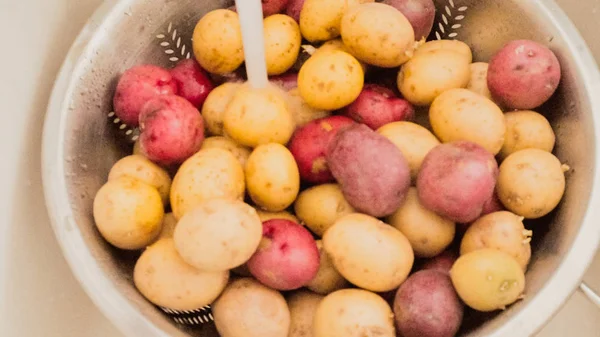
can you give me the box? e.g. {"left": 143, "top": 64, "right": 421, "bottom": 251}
{"left": 0, "top": 0, "right": 598, "bottom": 336}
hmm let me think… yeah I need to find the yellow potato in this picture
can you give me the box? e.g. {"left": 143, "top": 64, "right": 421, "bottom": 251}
{"left": 298, "top": 50, "right": 364, "bottom": 110}
{"left": 285, "top": 88, "right": 332, "bottom": 127}
{"left": 341, "top": 2, "right": 416, "bottom": 67}
{"left": 170, "top": 148, "right": 245, "bottom": 220}
{"left": 192, "top": 9, "right": 244, "bottom": 74}
{"left": 313, "top": 38, "right": 368, "bottom": 73}
{"left": 299, "top": 0, "right": 360, "bottom": 43}
{"left": 256, "top": 209, "right": 300, "bottom": 223}
{"left": 414, "top": 40, "right": 473, "bottom": 63}
{"left": 497, "top": 149, "right": 566, "bottom": 219}
{"left": 93, "top": 177, "right": 164, "bottom": 250}
{"left": 155, "top": 212, "right": 178, "bottom": 241}
{"left": 323, "top": 213, "right": 415, "bottom": 292}
{"left": 224, "top": 84, "right": 296, "bottom": 148}
{"left": 201, "top": 136, "right": 251, "bottom": 168}
{"left": 133, "top": 239, "right": 229, "bottom": 311}
{"left": 467, "top": 62, "right": 493, "bottom": 100}
{"left": 429, "top": 88, "right": 506, "bottom": 154}
{"left": 202, "top": 82, "right": 241, "bottom": 136}
{"left": 307, "top": 241, "right": 350, "bottom": 295}
{"left": 108, "top": 154, "right": 172, "bottom": 206}
{"left": 264, "top": 14, "right": 302, "bottom": 75}
{"left": 173, "top": 199, "right": 263, "bottom": 271}
{"left": 294, "top": 183, "right": 356, "bottom": 237}
{"left": 500, "top": 110, "right": 556, "bottom": 159}
{"left": 132, "top": 140, "right": 143, "bottom": 156}
{"left": 288, "top": 290, "right": 324, "bottom": 337}
{"left": 246, "top": 143, "right": 300, "bottom": 212}
{"left": 377, "top": 121, "right": 440, "bottom": 180}
{"left": 397, "top": 49, "right": 471, "bottom": 106}
{"left": 314, "top": 289, "right": 396, "bottom": 337}
{"left": 450, "top": 249, "right": 525, "bottom": 312}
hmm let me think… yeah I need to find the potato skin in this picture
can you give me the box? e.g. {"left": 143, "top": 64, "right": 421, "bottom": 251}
{"left": 467, "top": 62, "right": 493, "bottom": 100}
{"left": 307, "top": 240, "right": 351, "bottom": 294}
{"left": 299, "top": 0, "right": 360, "bottom": 43}
{"left": 201, "top": 82, "right": 241, "bottom": 136}
{"left": 295, "top": 184, "right": 356, "bottom": 237}
{"left": 343, "top": 84, "right": 415, "bottom": 130}
{"left": 413, "top": 40, "right": 473, "bottom": 63}
{"left": 500, "top": 110, "right": 555, "bottom": 159}
{"left": 420, "top": 250, "right": 458, "bottom": 274}
{"left": 264, "top": 14, "right": 302, "bottom": 76}
{"left": 256, "top": 209, "right": 300, "bottom": 223}
{"left": 286, "top": 0, "right": 306, "bottom": 22}
{"left": 288, "top": 290, "right": 324, "bottom": 337}
{"left": 200, "top": 136, "right": 251, "bottom": 169}
{"left": 381, "top": 0, "right": 435, "bottom": 40}
{"left": 285, "top": 88, "right": 332, "bottom": 127}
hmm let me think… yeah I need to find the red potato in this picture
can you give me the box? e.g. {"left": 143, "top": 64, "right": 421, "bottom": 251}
{"left": 382, "top": 0, "right": 436, "bottom": 40}
{"left": 487, "top": 39, "right": 562, "bottom": 110}
{"left": 420, "top": 250, "right": 458, "bottom": 274}
{"left": 343, "top": 84, "right": 414, "bottom": 130}
{"left": 417, "top": 141, "right": 498, "bottom": 223}
{"left": 327, "top": 124, "right": 411, "bottom": 218}
{"left": 270, "top": 72, "right": 299, "bottom": 91}
{"left": 481, "top": 191, "right": 504, "bottom": 216}
{"left": 138, "top": 95, "right": 205, "bottom": 166}
{"left": 113, "top": 65, "right": 178, "bottom": 126}
{"left": 288, "top": 116, "right": 356, "bottom": 184}
{"left": 170, "top": 59, "right": 215, "bottom": 109}
{"left": 247, "top": 219, "right": 320, "bottom": 291}
{"left": 286, "top": 0, "right": 305, "bottom": 22}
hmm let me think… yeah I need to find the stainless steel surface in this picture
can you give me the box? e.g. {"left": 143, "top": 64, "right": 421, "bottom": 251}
{"left": 40, "top": 0, "right": 600, "bottom": 337}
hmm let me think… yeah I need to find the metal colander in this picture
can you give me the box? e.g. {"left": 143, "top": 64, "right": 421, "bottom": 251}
{"left": 42, "top": 0, "right": 600, "bottom": 336}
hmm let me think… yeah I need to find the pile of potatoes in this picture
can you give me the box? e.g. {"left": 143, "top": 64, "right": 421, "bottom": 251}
{"left": 94, "top": 0, "right": 569, "bottom": 336}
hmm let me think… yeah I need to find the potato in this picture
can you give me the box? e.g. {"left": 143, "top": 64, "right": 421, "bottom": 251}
{"left": 307, "top": 240, "right": 350, "bottom": 295}
{"left": 192, "top": 9, "right": 244, "bottom": 74}
{"left": 285, "top": 88, "right": 332, "bottom": 127}
{"left": 173, "top": 199, "right": 262, "bottom": 271}
{"left": 155, "top": 212, "right": 178, "bottom": 241}
{"left": 224, "top": 84, "right": 296, "bottom": 147}
{"left": 381, "top": 0, "right": 435, "bottom": 40}
{"left": 314, "top": 289, "right": 396, "bottom": 337}
{"left": 201, "top": 82, "right": 241, "bottom": 136}
{"left": 450, "top": 249, "right": 526, "bottom": 312}
{"left": 133, "top": 239, "right": 229, "bottom": 311}
{"left": 312, "top": 39, "right": 369, "bottom": 73}
{"left": 264, "top": 14, "right": 302, "bottom": 76}
{"left": 420, "top": 250, "right": 458, "bottom": 274}
{"left": 323, "top": 213, "right": 414, "bottom": 292}
{"left": 497, "top": 148, "right": 566, "bottom": 219}
{"left": 467, "top": 62, "right": 493, "bottom": 100}
{"left": 430, "top": 88, "right": 506, "bottom": 155}
{"left": 341, "top": 3, "right": 416, "bottom": 68}
{"left": 413, "top": 40, "right": 473, "bottom": 63}
{"left": 394, "top": 270, "right": 463, "bottom": 337}
{"left": 500, "top": 110, "right": 556, "bottom": 159}
{"left": 286, "top": 0, "right": 306, "bottom": 22}
{"left": 132, "top": 139, "right": 143, "bottom": 156}
{"left": 246, "top": 143, "right": 300, "bottom": 212}
{"left": 299, "top": 0, "right": 360, "bottom": 43}
{"left": 170, "top": 59, "right": 215, "bottom": 109}
{"left": 108, "top": 155, "right": 172, "bottom": 206}
{"left": 288, "top": 290, "right": 324, "bottom": 337}
{"left": 256, "top": 209, "right": 299, "bottom": 223}
{"left": 213, "top": 278, "right": 291, "bottom": 337}
{"left": 270, "top": 72, "right": 299, "bottom": 91}
{"left": 377, "top": 121, "right": 440, "bottom": 180}
{"left": 261, "top": 0, "right": 291, "bottom": 16}
{"left": 93, "top": 177, "right": 164, "bottom": 250}
{"left": 398, "top": 49, "right": 471, "bottom": 106}
{"left": 343, "top": 84, "right": 414, "bottom": 130}
{"left": 170, "top": 148, "right": 245, "bottom": 220}
{"left": 461, "top": 211, "right": 532, "bottom": 271}
{"left": 295, "top": 184, "right": 356, "bottom": 237}
{"left": 201, "top": 136, "right": 251, "bottom": 168}
{"left": 387, "top": 188, "right": 456, "bottom": 258}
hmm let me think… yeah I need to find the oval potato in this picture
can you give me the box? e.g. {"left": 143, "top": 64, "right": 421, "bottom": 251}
{"left": 201, "top": 136, "right": 251, "bottom": 168}
{"left": 201, "top": 82, "right": 241, "bottom": 136}
{"left": 294, "top": 184, "right": 356, "bottom": 237}
{"left": 264, "top": 14, "right": 302, "bottom": 75}
{"left": 288, "top": 290, "right": 324, "bottom": 337}
{"left": 108, "top": 154, "right": 172, "bottom": 205}
{"left": 413, "top": 39, "right": 473, "bottom": 63}
{"left": 500, "top": 110, "right": 556, "bottom": 159}
{"left": 307, "top": 240, "right": 350, "bottom": 295}
{"left": 299, "top": 0, "right": 360, "bottom": 43}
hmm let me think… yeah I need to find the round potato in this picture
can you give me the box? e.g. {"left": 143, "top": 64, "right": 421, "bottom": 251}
{"left": 497, "top": 149, "right": 566, "bottom": 219}
{"left": 264, "top": 14, "right": 302, "bottom": 75}
{"left": 294, "top": 184, "right": 356, "bottom": 237}
{"left": 173, "top": 199, "right": 263, "bottom": 271}
{"left": 246, "top": 143, "right": 300, "bottom": 212}
{"left": 285, "top": 88, "right": 332, "bottom": 127}
{"left": 155, "top": 212, "right": 178, "bottom": 241}
{"left": 192, "top": 9, "right": 244, "bottom": 74}
{"left": 307, "top": 240, "right": 350, "bottom": 295}
{"left": 467, "top": 62, "right": 493, "bottom": 100}
{"left": 213, "top": 278, "right": 291, "bottom": 337}
{"left": 108, "top": 155, "right": 172, "bottom": 206}
{"left": 256, "top": 209, "right": 300, "bottom": 223}
{"left": 201, "top": 136, "right": 251, "bottom": 168}
{"left": 398, "top": 50, "right": 471, "bottom": 106}
{"left": 413, "top": 39, "right": 473, "bottom": 63}
{"left": 500, "top": 110, "right": 556, "bottom": 159}
{"left": 201, "top": 82, "right": 241, "bottom": 136}
{"left": 299, "top": 0, "right": 360, "bottom": 43}
{"left": 93, "top": 177, "right": 164, "bottom": 250}
{"left": 170, "top": 148, "right": 245, "bottom": 220}
{"left": 430, "top": 88, "right": 506, "bottom": 154}
{"left": 314, "top": 289, "right": 396, "bottom": 337}
{"left": 341, "top": 2, "right": 416, "bottom": 68}
{"left": 133, "top": 239, "right": 229, "bottom": 311}
{"left": 298, "top": 50, "right": 364, "bottom": 110}
{"left": 323, "top": 213, "right": 415, "bottom": 292}
{"left": 288, "top": 290, "right": 325, "bottom": 337}
{"left": 450, "top": 249, "right": 526, "bottom": 312}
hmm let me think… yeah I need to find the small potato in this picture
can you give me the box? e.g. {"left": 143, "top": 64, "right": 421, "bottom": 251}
{"left": 497, "top": 149, "right": 566, "bottom": 219}
{"left": 246, "top": 143, "right": 300, "bottom": 212}
{"left": 313, "top": 39, "right": 369, "bottom": 73}
{"left": 398, "top": 50, "right": 471, "bottom": 106}
{"left": 264, "top": 14, "right": 302, "bottom": 76}
{"left": 133, "top": 239, "right": 229, "bottom": 311}
{"left": 170, "top": 148, "right": 245, "bottom": 220}
{"left": 314, "top": 289, "right": 396, "bottom": 337}
{"left": 467, "top": 62, "right": 493, "bottom": 100}
{"left": 288, "top": 290, "right": 324, "bottom": 337}
{"left": 307, "top": 240, "right": 350, "bottom": 295}
{"left": 295, "top": 184, "right": 356, "bottom": 237}
{"left": 261, "top": 0, "right": 291, "bottom": 16}
{"left": 343, "top": 84, "right": 414, "bottom": 130}
{"left": 192, "top": 9, "right": 244, "bottom": 74}
{"left": 201, "top": 136, "right": 251, "bottom": 168}
{"left": 500, "top": 110, "right": 556, "bottom": 159}
{"left": 299, "top": 0, "right": 360, "bottom": 43}
{"left": 256, "top": 209, "right": 300, "bottom": 223}
{"left": 201, "top": 82, "right": 241, "bottom": 136}
{"left": 430, "top": 88, "right": 506, "bottom": 155}
{"left": 381, "top": 0, "right": 435, "bottom": 40}
{"left": 450, "top": 249, "right": 526, "bottom": 312}
{"left": 213, "top": 278, "right": 291, "bottom": 337}
{"left": 298, "top": 50, "right": 364, "bottom": 110}
{"left": 173, "top": 199, "right": 263, "bottom": 271}
{"left": 323, "top": 213, "right": 415, "bottom": 292}
{"left": 286, "top": 0, "right": 306, "bottom": 22}
{"left": 93, "top": 177, "right": 164, "bottom": 250}
{"left": 156, "top": 212, "right": 178, "bottom": 241}
{"left": 108, "top": 155, "right": 172, "bottom": 206}
{"left": 387, "top": 188, "right": 456, "bottom": 258}
{"left": 341, "top": 2, "right": 416, "bottom": 68}
{"left": 461, "top": 211, "right": 532, "bottom": 271}
{"left": 285, "top": 88, "right": 332, "bottom": 127}
{"left": 413, "top": 40, "right": 473, "bottom": 63}
{"left": 170, "top": 59, "right": 215, "bottom": 109}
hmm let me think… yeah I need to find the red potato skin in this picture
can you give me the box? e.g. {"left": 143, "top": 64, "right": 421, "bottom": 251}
{"left": 327, "top": 124, "right": 411, "bottom": 218}
{"left": 270, "top": 73, "right": 299, "bottom": 91}
{"left": 417, "top": 141, "right": 498, "bottom": 223}
{"left": 382, "top": 0, "right": 436, "bottom": 40}
{"left": 487, "top": 39, "right": 562, "bottom": 110}
{"left": 394, "top": 270, "right": 464, "bottom": 337}
{"left": 113, "top": 65, "right": 178, "bottom": 126}
{"left": 343, "top": 84, "right": 414, "bottom": 130}
{"left": 138, "top": 95, "right": 205, "bottom": 166}
{"left": 247, "top": 219, "right": 320, "bottom": 291}
{"left": 170, "top": 59, "right": 215, "bottom": 109}
{"left": 289, "top": 116, "right": 356, "bottom": 184}
{"left": 420, "top": 250, "right": 458, "bottom": 274}
{"left": 458, "top": 190, "right": 505, "bottom": 233}
{"left": 285, "top": 0, "right": 305, "bottom": 22}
